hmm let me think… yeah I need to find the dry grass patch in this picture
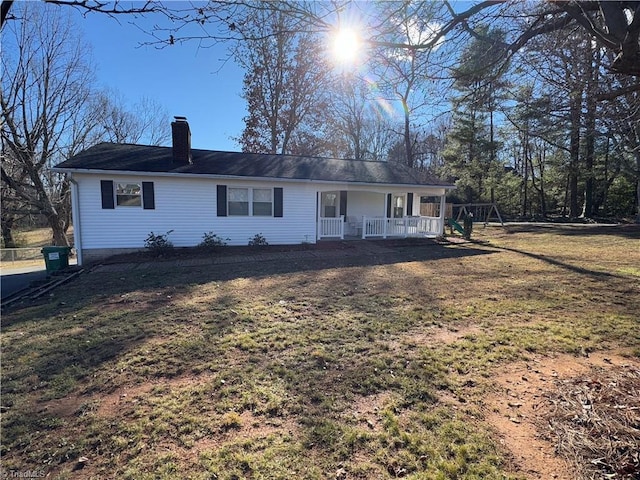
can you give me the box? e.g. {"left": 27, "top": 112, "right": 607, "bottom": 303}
{"left": 541, "top": 361, "right": 640, "bottom": 479}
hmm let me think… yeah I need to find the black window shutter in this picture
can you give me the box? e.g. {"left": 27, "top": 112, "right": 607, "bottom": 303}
{"left": 386, "top": 194, "right": 392, "bottom": 218}
{"left": 407, "top": 193, "right": 414, "bottom": 216}
{"left": 142, "top": 182, "right": 155, "bottom": 209}
{"left": 216, "top": 185, "right": 227, "bottom": 217}
{"left": 274, "top": 187, "right": 283, "bottom": 217}
{"left": 339, "top": 190, "right": 348, "bottom": 220}
{"left": 101, "top": 180, "right": 114, "bottom": 209}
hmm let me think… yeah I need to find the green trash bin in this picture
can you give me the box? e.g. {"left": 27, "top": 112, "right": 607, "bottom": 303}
{"left": 41, "top": 246, "right": 71, "bottom": 274}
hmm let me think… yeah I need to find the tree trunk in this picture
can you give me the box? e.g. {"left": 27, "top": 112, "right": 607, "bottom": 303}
{"left": 636, "top": 151, "right": 640, "bottom": 223}
{"left": 537, "top": 148, "right": 548, "bottom": 217}
{"left": 569, "top": 90, "right": 581, "bottom": 218}
{"left": 403, "top": 100, "right": 413, "bottom": 168}
{"left": 49, "top": 215, "right": 69, "bottom": 246}
{"left": 582, "top": 45, "right": 598, "bottom": 218}
{"left": 521, "top": 130, "right": 529, "bottom": 217}
{"left": 1, "top": 216, "right": 17, "bottom": 248}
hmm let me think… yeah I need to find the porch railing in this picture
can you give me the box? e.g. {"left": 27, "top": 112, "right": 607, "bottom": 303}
{"left": 361, "top": 216, "right": 442, "bottom": 239}
{"left": 318, "top": 216, "right": 344, "bottom": 239}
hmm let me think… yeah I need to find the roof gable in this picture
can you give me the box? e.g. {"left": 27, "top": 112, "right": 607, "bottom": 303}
{"left": 55, "top": 143, "right": 453, "bottom": 187}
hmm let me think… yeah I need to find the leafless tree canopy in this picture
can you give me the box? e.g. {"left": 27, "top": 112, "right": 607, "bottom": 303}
{"left": 1, "top": 2, "right": 170, "bottom": 244}
{"left": 3, "top": 1, "right": 636, "bottom": 76}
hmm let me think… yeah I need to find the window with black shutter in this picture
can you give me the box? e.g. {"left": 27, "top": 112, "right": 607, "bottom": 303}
{"left": 142, "top": 182, "right": 155, "bottom": 209}
{"left": 217, "top": 185, "right": 227, "bottom": 216}
{"left": 274, "top": 187, "right": 283, "bottom": 217}
{"left": 101, "top": 180, "right": 115, "bottom": 209}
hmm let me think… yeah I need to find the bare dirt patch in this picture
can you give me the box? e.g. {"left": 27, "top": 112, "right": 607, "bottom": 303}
{"left": 94, "top": 373, "right": 216, "bottom": 418}
{"left": 34, "top": 373, "right": 217, "bottom": 421}
{"left": 37, "top": 393, "right": 88, "bottom": 418}
{"left": 484, "top": 350, "right": 639, "bottom": 480}
{"left": 208, "top": 410, "right": 299, "bottom": 448}
{"left": 351, "top": 392, "right": 394, "bottom": 432}
{"left": 413, "top": 324, "right": 484, "bottom": 345}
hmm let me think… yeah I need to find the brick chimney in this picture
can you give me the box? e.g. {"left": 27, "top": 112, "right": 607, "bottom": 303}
{"left": 171, "top": 116, "right": 192, "bottom": 165}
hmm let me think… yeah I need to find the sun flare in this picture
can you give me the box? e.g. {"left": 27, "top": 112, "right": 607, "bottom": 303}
{"left": 332, "top": 28, "right": 361, "bottom": 63}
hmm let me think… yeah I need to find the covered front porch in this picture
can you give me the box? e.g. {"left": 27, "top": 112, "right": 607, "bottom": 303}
{"left": 316, "top": 188, "right": 447, "bottom": 240}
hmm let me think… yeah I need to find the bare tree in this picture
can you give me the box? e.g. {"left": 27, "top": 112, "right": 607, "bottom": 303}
{"left": 1, "top": 0, "right": 172, "bottom": 28}
{"left": 234, "top": 7, "right": 330, "bottom": 155}
{"left": 96, "top": 91, "right": 170, "bottom": 145}
{"left": 1, "top": 3, "right": 103, "bottom": 245}
{"left": 367, "top": 1, "right": 446, "bottom": 168}
{"left": 324, "top": 74, "right": 388, "bottom": 161}
{"left": 1, "top": 150, "right": 31, "bottom": 247}
{"left": 1, "top": 3, "right": 173, "bottom": 245}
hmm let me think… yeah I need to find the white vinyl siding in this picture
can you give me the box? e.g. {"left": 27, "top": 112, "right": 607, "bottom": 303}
{"left": 345, "top": 191, "right": 386, "bottom": 219}
{"left": 74, "top": 174, "right": 317, "bottom": 249}
{"left": 72, "top": 173, "right": 449, "bottom": 260}
{"left": 214, "top": 182, "right": 316, "bottom": 245}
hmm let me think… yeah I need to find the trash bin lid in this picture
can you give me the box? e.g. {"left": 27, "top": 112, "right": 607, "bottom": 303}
{"left": 41, "top": 246, "right": 71, "bottom": 253}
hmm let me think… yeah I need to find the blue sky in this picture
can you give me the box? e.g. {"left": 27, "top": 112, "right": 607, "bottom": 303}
{"left": 66, "top": 2, "right": 469, "bottom": 153}
{"left": 75, "top": 9, "right": 247, "bottom": 151}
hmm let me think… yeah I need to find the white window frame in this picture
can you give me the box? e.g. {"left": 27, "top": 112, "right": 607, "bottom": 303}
{"left": 116, "top": 182, "right": 142, "bottom": 207}
{"left": 228, "top": 187, "right": 249, "bottom": 216}
{"left": 252, "top": 188, "right": 273, "bottom": 216}
{"left": 228, "top": 187, "right": 274, "bottom": 217}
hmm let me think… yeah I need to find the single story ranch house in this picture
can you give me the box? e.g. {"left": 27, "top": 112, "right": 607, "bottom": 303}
{"left": 54, "top": 118, "right": 455, "bottom": 265}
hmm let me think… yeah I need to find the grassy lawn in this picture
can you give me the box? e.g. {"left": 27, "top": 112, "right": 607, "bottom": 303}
{"left": 1, "top": 225, "right": 638, "bottom": 479}
{"left": 2, "top": 227, "right": 75, "bottom": 249}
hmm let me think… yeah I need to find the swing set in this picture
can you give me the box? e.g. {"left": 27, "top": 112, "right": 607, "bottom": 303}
{"left": 453, "top": 203, "right": 504, "bottom": 226}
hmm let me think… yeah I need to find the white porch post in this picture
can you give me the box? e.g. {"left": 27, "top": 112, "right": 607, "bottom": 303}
{"left": 69, "top": 176, "right": 83, "bottom": 265}
{"left": 316, "top": 191, "right": 322, "bottom": 240}
{"left": 383, "top": 193, "right": 389, "bottom": 239}
{"left": 439, "top": 192, "right": 446, "bottom": 235}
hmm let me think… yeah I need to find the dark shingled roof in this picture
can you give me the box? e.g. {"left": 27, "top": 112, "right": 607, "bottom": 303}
{"left": 55, "top": 143, "right": 453, "bottom": 187}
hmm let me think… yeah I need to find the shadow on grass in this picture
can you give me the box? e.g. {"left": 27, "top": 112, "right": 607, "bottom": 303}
{"left": 159, "top": 241, "right": 495, "bottom": 284}
{"left": 503, "top": 223, "right": 640, "bottom": 239}
{"left": 489, "top": 243, "right": 623, "bottom": 279}
{"left": 1, "top": 313, "right": 149, "bottom": 400}
{"left": 1, "top": 242, "right": 491, "bottom": 396}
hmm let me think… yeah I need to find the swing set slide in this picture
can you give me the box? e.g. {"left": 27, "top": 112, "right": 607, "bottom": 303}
{"left": 447, "top": 218, "right": 466, "bottom": 235}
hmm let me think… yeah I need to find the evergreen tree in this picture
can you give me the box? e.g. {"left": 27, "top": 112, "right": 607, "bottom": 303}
{"left": 442, "top": 26, "right": 508, "bottom": 203}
